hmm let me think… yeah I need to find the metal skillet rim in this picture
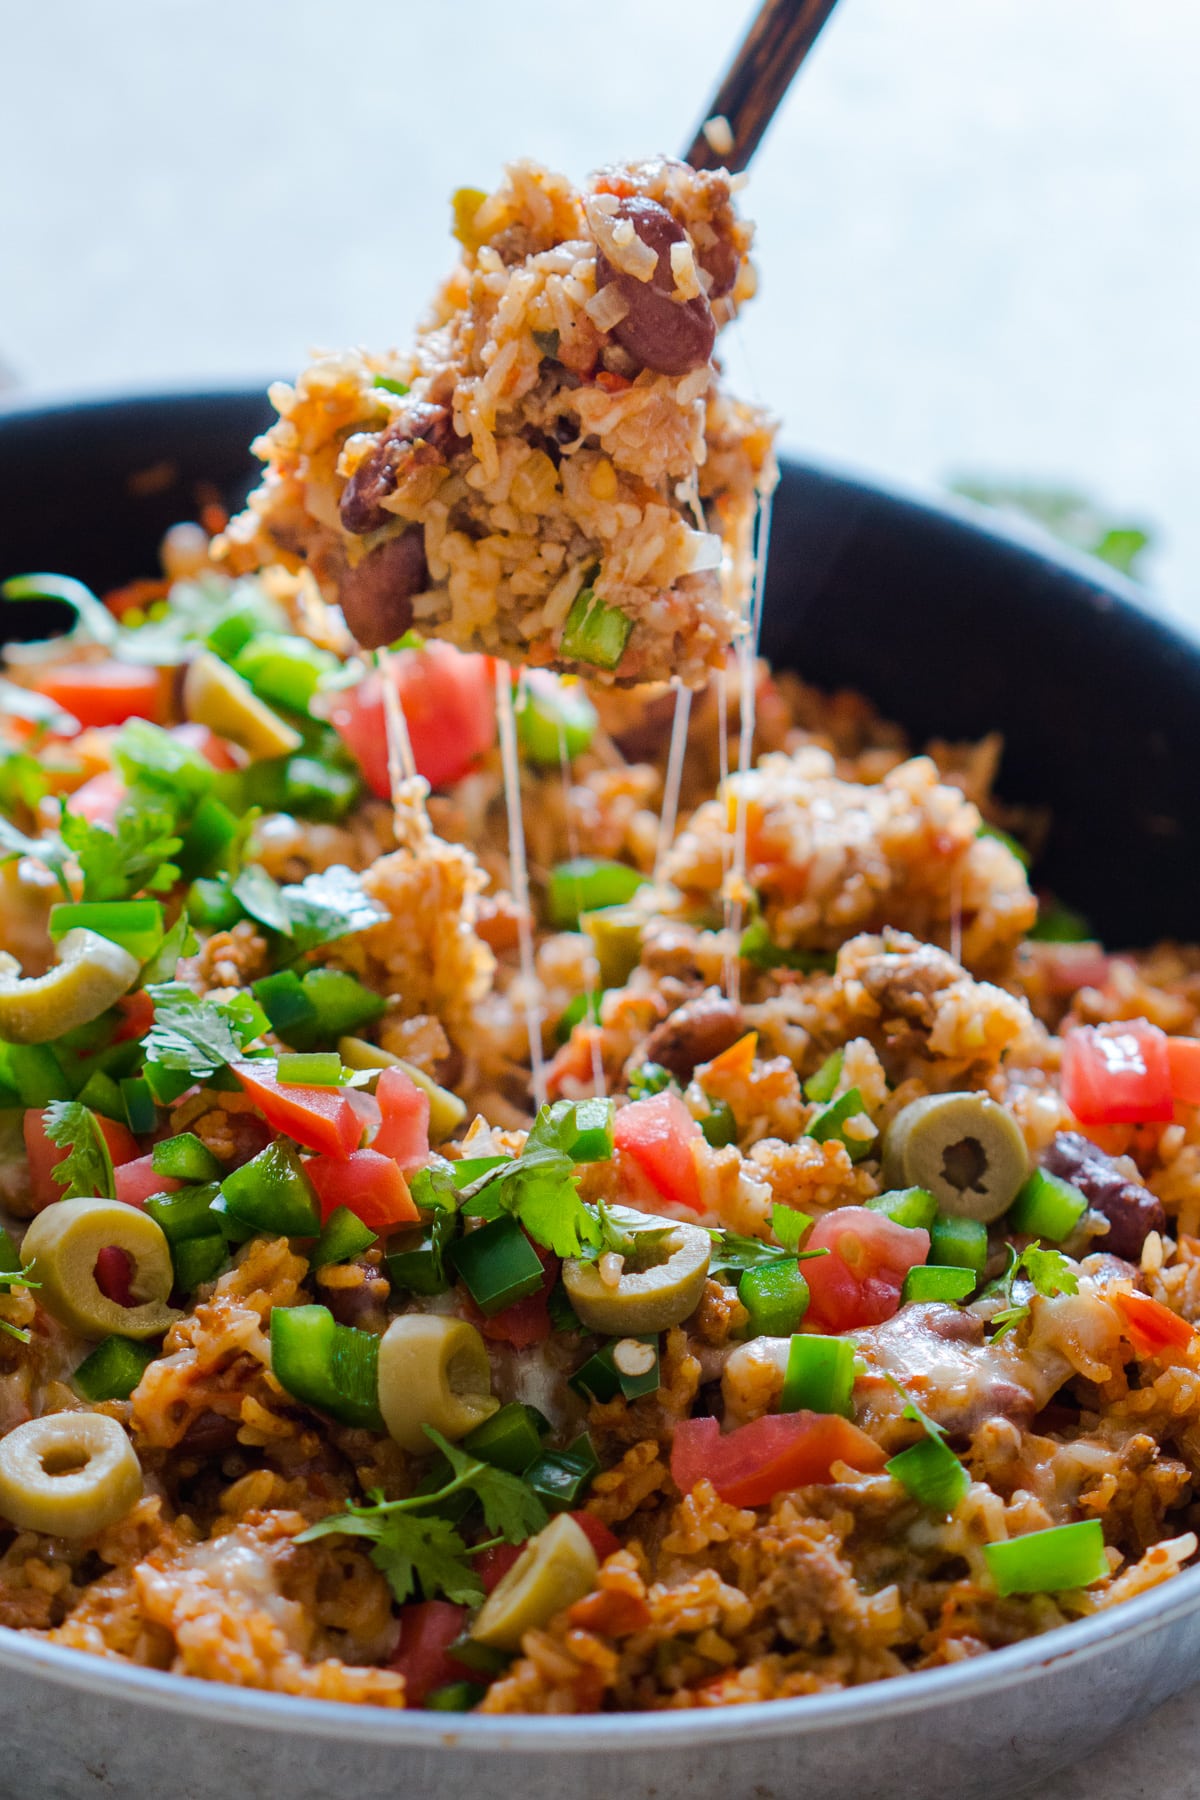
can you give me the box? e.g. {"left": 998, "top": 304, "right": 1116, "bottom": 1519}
{"left": 2, "top": 1559, "right": 1198, "bottom": 1748}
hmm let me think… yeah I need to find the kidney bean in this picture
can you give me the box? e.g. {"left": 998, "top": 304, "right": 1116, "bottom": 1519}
{"left": 339, "top": 402, "right": 459, "bottom": 535}
{"left": 338, "top": 529, "right": 429, "bottom": 650}
{"left": 1041, "top": 1131, "right": 1166, "bottom": 1259}
{"left": 639, "top": 988, "right": 745, "bottom": 1081}
{"left": 593, "top": 197, "right": 716, "bottom": 377}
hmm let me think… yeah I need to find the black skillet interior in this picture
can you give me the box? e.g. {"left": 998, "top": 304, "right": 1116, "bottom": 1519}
{"left": 1, "top": 389, "right": 1197, "bottom": 949}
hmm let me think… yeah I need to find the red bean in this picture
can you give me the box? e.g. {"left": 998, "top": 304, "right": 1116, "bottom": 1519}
{"left": 338, "top": 529, "right": 429, "bottom": 650}
{"left": 639, "top": 989, "right": 745, "bottom": 1081}
{"left": 1041, "top": 1131, "right": 1166, "bottom": 1259}
{"left": 340, "top": 402, "right": 459, "bottom": 535}
{"left": 593, "top": 198, "right": 716, "bottom": 377}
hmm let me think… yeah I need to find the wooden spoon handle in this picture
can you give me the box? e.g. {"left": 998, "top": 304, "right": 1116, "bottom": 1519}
{"left": 683, "top": 0, "right": 842, "bottom": 173}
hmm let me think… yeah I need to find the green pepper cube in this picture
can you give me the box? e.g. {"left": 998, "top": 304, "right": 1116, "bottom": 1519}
{"left": 179, "top": 794, "right": 240, "bottom": 879}
{"left": 386, "top": 1217, "right": 456, "bottom": 1297}
{"left": 525, "top": 1433, "right": 600, "bottom": 1511}
{"left": 567, "top": 1096, "right": 615, "bottom": 1162}
{"left": 901, "top": 1264, "right": 977, "bottom": 1305}
{"left": 867, "top": 1187, "right": 938, "bottom": 1232}
{"left": 462, "top": 1401, "right": 547, "bottom": 1474}
{"left": 301, "top": 968, "right": 385, "bottom": 1038}
{"left": 119, "top": 1076, "right": 157, "bottom": 1136}
{"left": 556, "top": 991, "right": 603, "bottom": 1044}
{"left": 1007, "top": 1168, "right": 1088, "bottom": 1242}
{"left": 310, "top": 1204, "right": 378, "bottom": 1270}
{"left": 886, "top": 1434, "right": 969, "bottom": 1514}
{"left": 581, "top": 906, "right": 643, "bottom": 989}
{"left": 278, "top": 1051, "right": 343, "bottom": 1088}
{"left": 426, "top": 1681, "right": 486, "bottom": 1712}
{"left": 449, "top": 1216, "right": 544, "bottom": 1315}
{"left": 152, "top": 1132, "right": 222, "bottom": 1184}
{"left": 7, "top": 1044, "right": 72, "bottom": 1107}
{"left": 546, "top": 858, "right": 645, "bottom": 930}
{"left": 186, "top": 877, "right": 244, "bottom": 932}
{"left": 805, "top": 1050, "right": 844, "bottom": 1104}
{"left": 283, "top": 757, "right": 361, "bottom": 823}
{"left": 984, "top": 1519, "right": 1108, "bottom": 1597}
{"left": 172, "top": 1233, "right": 228, "bottom": 1292}
{"left": 48, "top": 899, "right": 164, "bottom": 963}
{"left": 142, "top": 1059, "right": 201, "bottom": 1106}
{"left": 74, "top": 1069, "right": 125, "bottom": 1122}
{"left": 145, "top": 1182, "right": 222, "bottom": 1245}
{"left": 233, "top": 632, "right": 340, "bottom": 714}
{"left": 570, "top": 1336, "right": 659, "bottom": 1404}
{"left": 252, "top": 970, "right": 319, "bottom": 1040}
{"left": 269, "top": 1302, "right": 382, "bottom": 1430}
{"left": 516, "top": 675, "right": 597, "bottom": 767}
{"left": 559, "top": 588, "right": 633, "bottom": 672}
{"left": 73, "top": 1336, "right": 158, "bottom": 1403}
{"left": 739, "top": 1260, "right": 810, "bottom": 1337}
{"left": 781, "top": 1333, "right": 857, "bottom": 1417}
{"left": 220, "top": 1139, "right": 320, "bottom": 1236}
{"left": 930, "top": 1213, "right": 989, "bottom": 1276}
{"left": 700, "top": 1098, "right": 738, "bottom": 1149}
{"left": 805, "top": 1087, "right": 877, "bottom": 1163}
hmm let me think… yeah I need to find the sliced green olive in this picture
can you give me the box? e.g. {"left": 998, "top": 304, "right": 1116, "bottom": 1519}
{"left": 470, "top": 1512, "right": 598, "bottom": 1651}
{"left": 183, "top": 651, "right": 302, "bottom": 761}
{"left": 376, "top": 1313, "right": 499, "bottom": 1452}
{"left": 22, "top": 1197, "right": 180, "bottom": 1340}
{"left": 581, "top": 906, "right": 643, "bottom": 990}
{"left": 882, "top": 1093, "right": 1029, "bottom": 1223}
{"left": 562, "top": 1211, "right": 711, "bottom": 1334}
{"left": 337, "top": 1038, "right": 467, "bottom": 1143}
{"left": 0, "top": 930, "right": 139, "bottom": 1045}
{"left": 0, "top": 1412, "right": 142, "bottom": 1538}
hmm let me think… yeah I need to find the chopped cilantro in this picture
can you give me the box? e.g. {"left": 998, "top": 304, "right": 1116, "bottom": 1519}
{"left": 987, "top": 1241, "right": 1078, "bottom": 1338}
{"left": 144, "top": 983, "right": 267, "bottom": 1082}
{"left": 297, "top": 1426, "right": 547, "bottom": 1606}
{"left": 140, "top": 911, "right": 199, "bottom": 985}
{"left": 277, "top": 866, "right": 387, "bottom": 954}
{"left": 42, "top": 1100, "right": 116, "bottom": 1201}
{"left": 61, "top": 798, "right": 183, "bottom": 902}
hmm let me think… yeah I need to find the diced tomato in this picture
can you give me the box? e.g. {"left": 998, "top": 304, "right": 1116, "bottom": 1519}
{"left": 571, "top": 1512, "right": 620, "bottom": 1561}
{"left": 66, "top": 769, "right": 127, "bottom": 826}
{"left": 305, "top": 1147, "right": 418, "bottom": 1231}
{"left": 475, "top": 1542, "right": 524, "bottom": 1594}
{"left": 803, "top": 1205, "right": 929, "bottom": 1333}
{"left": 170, "top": 723, "right": 239, "bottom": 771}
{"left": 112, "top": 989, "right": 156, "bottom": 1045}
{"left": 328, "top": 642, "right": 497, "bottom": 795}
{"left": 1062, "top": 1021, "right": 1174, "bottom": 1126}
{"left": 23, "top": 1110, "right": 141, "bottom": 1211}
{"left": 94, "top": 1246, "right": 135, "bottom": 1308}
{"left": 234, "top": 1063, "right": 362, "bottom": 1159}
{"left": 372, "top": 1067, "right": 431, "bottom": 1172}
{"left": 389, "top": 1601, "right": 471, "bottom": 1707}
{"left": 1167, "top": 1037, "right": 1200, "bottom": 1107}
{"left": 1114, "top": 1290, "right": 1195, "bottom": 1358}
{"left": 613, "top": 1091, "right": 704, "bottom": 1213}
{"left": 113, "top": 1152, "right": 178, "bottom": 1210}
{"left": 671, "top": 1412, "right": 886, "bottom": 1509}
{"left": 29, "top": 662, "right": 166, "bottom": 728}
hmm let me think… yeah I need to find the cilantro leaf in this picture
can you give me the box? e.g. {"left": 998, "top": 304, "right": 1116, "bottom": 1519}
{"left": 42, "top": 1101, "right": 115, "bottom": 1201}
{"left": 144, "top": 983, "right": 266, "bottom": 1080}
{"left": 61, "top": 797, "right": 183, "bottom": 902}
{"left": 423, "top": 1428, "right": 549, "bottom": 1542}
{"left": 232, "top": 865, "right": 293, "bottom": 936}
{"left": 0, "top": 812, "right": 71, "bottom": 892}
{"left": 708, "top": 1227, "right": 829, "bottom": 1274}
{"left": 770, "top": 1204, "right": 813, "bottom": 1252}
{"left": 140, "top": 911, "right": 199, "bottom": 985}
{"left": 1021, "top": 1244, "right": 1079, "bottom": 1299}
{"left": 113, "top": 720, "right": 214, "bottom": 801}
{"left": 884, "top": 1372, "right": 947, "bottom": 1442}
{"left": 278, "top": 867, "right": 386, "bottom": 954}
{"left": 301, "top": 1508, "right": 484, "bottom": 1607}
{"left": 987, "top": 1242, "right": 1078, "bottom": 1338}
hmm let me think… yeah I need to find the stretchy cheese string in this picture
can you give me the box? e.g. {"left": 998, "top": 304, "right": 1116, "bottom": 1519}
{"left": 724, "top": 480, "right": 775, "bottom": 1003}
{"left": 653, "top": 682, "right": 693, "bottom": 884}
{"left": 495, "top": 662, "right": 547, "bottom": 1109}
{"left": 557, "top": 713, "right": 607, "bottom": 1099}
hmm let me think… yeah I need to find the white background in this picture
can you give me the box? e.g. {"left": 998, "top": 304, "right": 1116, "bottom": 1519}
{"left": 2, "top": 0, "right": 1197, "bottom": 622}
{"left": 2, "top": 3, "right": 1200, "bottom": 1789}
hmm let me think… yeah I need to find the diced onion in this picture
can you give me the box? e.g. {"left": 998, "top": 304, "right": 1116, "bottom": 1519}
{"left": 584, "top": 198, "right": 658, "bottom": 282}
{"left": 585, "top": 283, "right": 632, "bottom": 331}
